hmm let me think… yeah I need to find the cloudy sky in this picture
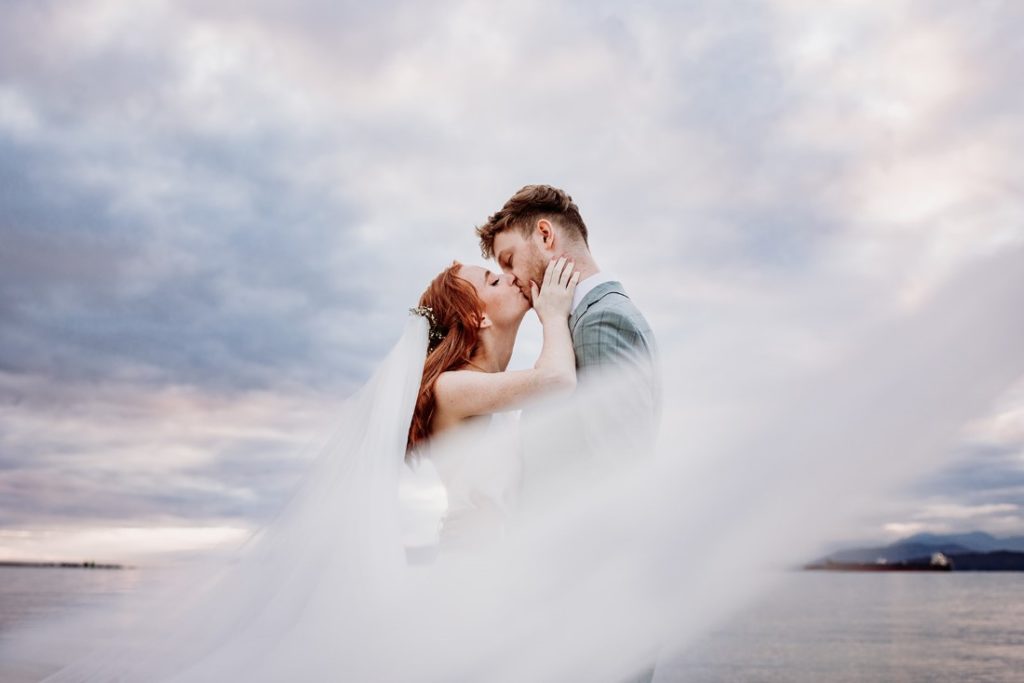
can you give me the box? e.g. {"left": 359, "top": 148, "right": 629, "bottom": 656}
{"left": 1, "top": 0, "right": 1022, "bottom": 561}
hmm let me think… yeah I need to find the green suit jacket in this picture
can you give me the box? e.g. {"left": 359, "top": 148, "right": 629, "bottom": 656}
{"left": 568, "top": 280, "right": 659, "bottom": 456}
{"left": 569, "top": 280, "right": 658, "bottom": 682}
{"left": 569, "top": 280, "right": 657, "bottom": 376}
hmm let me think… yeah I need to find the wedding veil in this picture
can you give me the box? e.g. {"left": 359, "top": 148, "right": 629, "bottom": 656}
{"left": 21, "top": 315, "right": 430, "bottom": 681}
{"left": 4, "top": 247, "right": 1023, "bottom": 682}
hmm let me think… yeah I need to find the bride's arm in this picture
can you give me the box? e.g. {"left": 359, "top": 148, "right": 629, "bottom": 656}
{"left": 435, "top": 257, "right": 579, "bottom": 417}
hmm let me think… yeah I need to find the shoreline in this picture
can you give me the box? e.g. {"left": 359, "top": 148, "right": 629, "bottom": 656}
{"left": 0, "top": 560, "right": 127, "bottom": 570}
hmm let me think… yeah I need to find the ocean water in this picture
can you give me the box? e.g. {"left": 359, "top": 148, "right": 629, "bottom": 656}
{"left": 0, "top": 567, "right": 1021, "bottom": 681}
{"left": 664, "top": 572, "right": 1024, "bottom": 682}
{"left": 0, "top": 566, "right": 143, "bottom": 635}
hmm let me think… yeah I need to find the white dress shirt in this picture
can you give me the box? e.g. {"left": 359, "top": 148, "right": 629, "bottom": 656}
{"left": 571, "top": 271, "right": 617, "bottom": 314}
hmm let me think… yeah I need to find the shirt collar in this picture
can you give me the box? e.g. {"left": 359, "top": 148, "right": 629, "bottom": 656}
{"left": 572, "top": 271, "right": 616, "bottom": 313}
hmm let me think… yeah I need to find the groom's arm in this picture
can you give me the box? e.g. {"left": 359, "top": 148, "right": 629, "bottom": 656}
{"left": 573, "top": 301, "right": 660, "bottom": 456}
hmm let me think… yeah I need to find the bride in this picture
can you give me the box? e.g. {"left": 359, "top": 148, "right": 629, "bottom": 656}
{"left": 407, "top": 256, "right": 579, "bottom": 547}
{"left": 27, "top": 257, "right": 589, "bottom": 682}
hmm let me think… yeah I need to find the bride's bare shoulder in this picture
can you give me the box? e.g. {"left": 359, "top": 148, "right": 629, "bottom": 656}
{"left": 434, "top": 368, "right": 477, "bottom": 389}
{"left": 433, "top": 367, "right": 483, "bottom": 399}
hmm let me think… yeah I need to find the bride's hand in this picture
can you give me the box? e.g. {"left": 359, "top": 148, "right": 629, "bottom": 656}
{"left": 531, "top": 257, "right": 581, "bottom": 324}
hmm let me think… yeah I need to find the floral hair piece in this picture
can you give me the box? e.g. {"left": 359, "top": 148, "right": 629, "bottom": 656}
{"left": 409, "top": 306, "right": 447, "bottom": 351}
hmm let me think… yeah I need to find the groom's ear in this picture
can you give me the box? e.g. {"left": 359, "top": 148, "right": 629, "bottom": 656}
{"left": 535, "top": 219, "right": 556, "bottom": 250}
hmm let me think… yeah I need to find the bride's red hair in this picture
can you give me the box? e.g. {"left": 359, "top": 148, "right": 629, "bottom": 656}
{"left": 407, "top": 262, "right": 484, "bottom": 453}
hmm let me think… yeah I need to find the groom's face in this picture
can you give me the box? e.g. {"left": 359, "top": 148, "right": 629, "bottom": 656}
{"left": 492, "top": 227, "right": 551, "bottom": 302}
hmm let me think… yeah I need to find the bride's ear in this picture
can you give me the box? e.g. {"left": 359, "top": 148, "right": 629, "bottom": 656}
{"left": 478, "top": 313, "right": 493, "bottom": 330}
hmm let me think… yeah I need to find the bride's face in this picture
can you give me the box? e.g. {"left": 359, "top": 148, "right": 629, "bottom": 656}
{"left": 457, "top": 265, "right": 531, "bottom": 329}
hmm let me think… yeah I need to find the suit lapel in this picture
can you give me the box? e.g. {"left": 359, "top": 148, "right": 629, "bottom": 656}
{"left": 569, "top": 281, "right": 626, "bottom": 334}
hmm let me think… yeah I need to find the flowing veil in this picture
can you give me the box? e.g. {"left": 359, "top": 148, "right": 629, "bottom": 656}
{"left": 3, "top": 248, "right": 1023, "bottom": 682}
{"left": 25, "top": 315, "right": 430, "bottom": 682}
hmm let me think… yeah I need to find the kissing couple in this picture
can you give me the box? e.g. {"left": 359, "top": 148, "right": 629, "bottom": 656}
{"left": 407, "top": 183, "right": 659, "bottom": 550}
{"left": 25, "top": 184, "right": 662, "bottom": 683}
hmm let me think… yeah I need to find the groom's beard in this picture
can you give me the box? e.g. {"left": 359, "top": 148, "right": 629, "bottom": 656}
{"left": 524, "top": 251, "right": 550, "bottom": 301}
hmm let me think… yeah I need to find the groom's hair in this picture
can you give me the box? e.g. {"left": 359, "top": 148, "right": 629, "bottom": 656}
{"left": 476, "top": 184, "right": 589, "bottom": 259}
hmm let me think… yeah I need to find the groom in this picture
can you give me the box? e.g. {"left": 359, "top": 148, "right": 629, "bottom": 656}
{"left": 476, "top": 183, "right": 659, "bottom": 436}
{"left": 476, "top": 184, "right": 660, "bottom": 683}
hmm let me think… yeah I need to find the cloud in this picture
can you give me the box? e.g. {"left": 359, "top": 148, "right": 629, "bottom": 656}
{"left": 0, "top": 0, "right": 1022, "bottom": 557}
{"left": 880, "top": 500, "right": 1024, "bottom": 540}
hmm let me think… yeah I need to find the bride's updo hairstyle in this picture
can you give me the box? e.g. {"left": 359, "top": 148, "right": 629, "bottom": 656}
{"left": 407, "top": 261, "right": 485, "bottom": 453}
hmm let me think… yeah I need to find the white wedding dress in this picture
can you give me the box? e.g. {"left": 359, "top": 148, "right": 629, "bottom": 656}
{"left": 423, "top": 411, "right": 523, "bottom": 552}
{"left": 6, "top": 249, "right": 1023, "bottom": 683}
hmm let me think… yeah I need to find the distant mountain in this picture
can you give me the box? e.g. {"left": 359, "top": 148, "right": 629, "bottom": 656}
{"left": 943, "top": 551, "right": 1024, "bottom": 571}
{"left": 815, "top": 531, "right": 1024, "bottom": 566}
{"left": 807, "top": 550, "right": 1024, "bottom": 572}
{"left": 900, "top": 531, "right": 1024, "bottom": 553}
{"left": 825, "top": 542, "right": 973, "bottom": 565}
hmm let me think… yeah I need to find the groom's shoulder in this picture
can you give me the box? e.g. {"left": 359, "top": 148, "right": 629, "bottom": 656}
{"left": 572, "top": 282, "right": 655, "bottom": 342}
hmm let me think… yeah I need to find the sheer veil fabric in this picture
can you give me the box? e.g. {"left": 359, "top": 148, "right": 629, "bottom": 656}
{"left": 4, "top": 248, "right": 1023, "bottom": 682}
{"left": 29, "top": 316, "right": 430, "bottom": 682}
